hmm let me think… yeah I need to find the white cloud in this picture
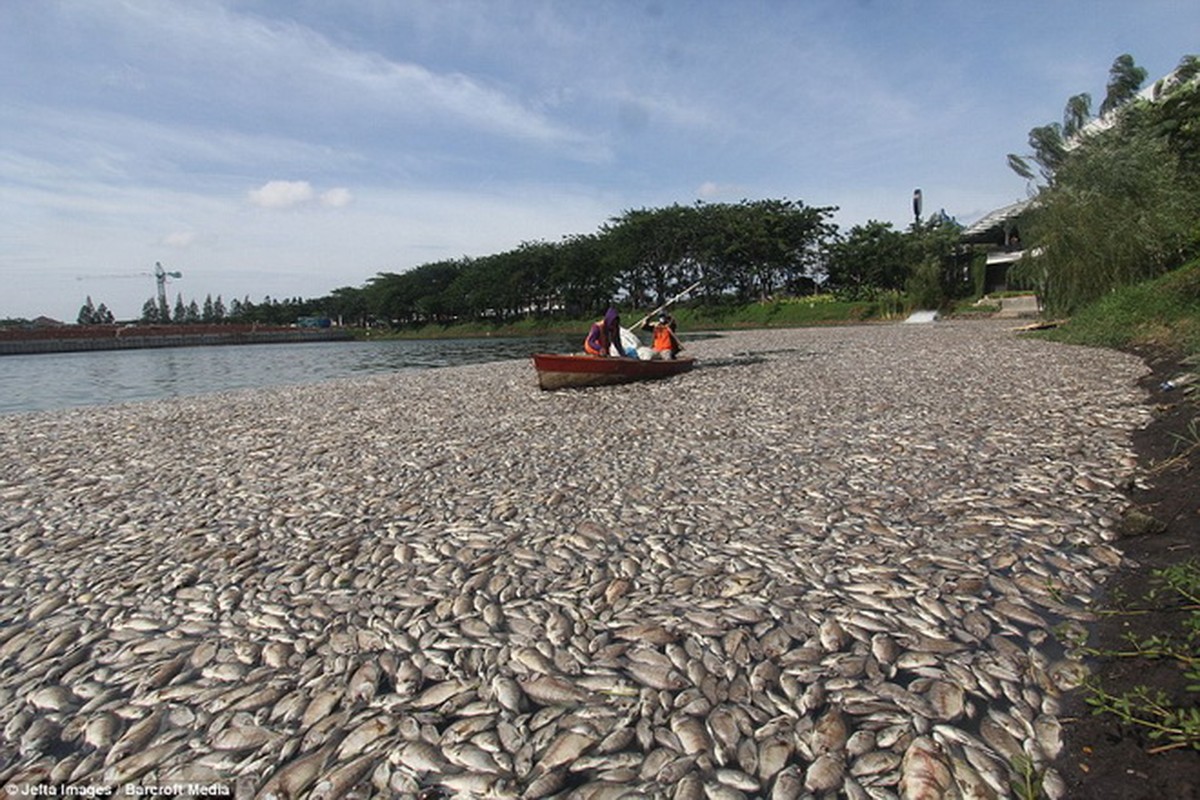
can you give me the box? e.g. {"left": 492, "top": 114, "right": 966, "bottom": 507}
{"left": 247, "top": 180, "right": 316, "bottom": 209}
{"left": 246, "top": 181, "right": 354, "bottom": 210}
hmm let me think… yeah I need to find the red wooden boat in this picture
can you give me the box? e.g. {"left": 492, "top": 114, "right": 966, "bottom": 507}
{"left": 531, "top": 353, "right": 695, "bottom": 390}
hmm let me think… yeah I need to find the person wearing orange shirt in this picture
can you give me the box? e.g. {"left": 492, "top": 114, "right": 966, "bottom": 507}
{"left": 642, "top": 312, "right": 681, "bottom": 360}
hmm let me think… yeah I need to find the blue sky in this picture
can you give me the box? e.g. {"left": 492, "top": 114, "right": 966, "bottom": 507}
{"left": 2, "top": 1, "right": 1197, "bottom": 321}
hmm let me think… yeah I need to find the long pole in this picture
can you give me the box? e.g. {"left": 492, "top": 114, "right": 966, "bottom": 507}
{"left": 629, "top": 280, "right": 703, "bottom": 331}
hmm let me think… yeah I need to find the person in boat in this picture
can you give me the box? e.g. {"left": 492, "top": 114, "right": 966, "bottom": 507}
{"left": 584, "top": 306, "right": 624, "bottom": 357}
{"left": 642, "top": 312, "right": 682, "bottom": 360}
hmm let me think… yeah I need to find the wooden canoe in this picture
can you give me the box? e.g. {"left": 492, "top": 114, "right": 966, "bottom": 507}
{"left": 532, "top": 353, "right": 695, "bottom": 390}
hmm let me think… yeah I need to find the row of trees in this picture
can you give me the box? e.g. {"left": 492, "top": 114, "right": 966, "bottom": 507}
{"left": 78, "top": 293, "right": 325, "bottom": 326}
{"left": 1009, "top": 54, "right": 1200, "bottom": 313}
{"left": 308, "top": 199, "right": 971, "bottom": 328}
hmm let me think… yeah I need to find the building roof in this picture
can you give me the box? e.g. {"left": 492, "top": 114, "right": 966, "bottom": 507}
{"left": 961, "top": 198, "right": 1034, "bottom": 243}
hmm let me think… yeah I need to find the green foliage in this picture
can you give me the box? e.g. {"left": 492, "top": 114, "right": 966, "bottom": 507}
{"left": 76, "top": 296, "right": 114, "bottom": 325}
{"left": 905, "top": 260, "right": 944, "bottom": 310}
{"left": 1063, "top": 93, "right": 1093, "bottom": 139}
{"left": 1100, "top": 53, "right": 1149, "bottom": 116}
{"left": 824, "top": 213, "right": 967, "bottom": 309}
{"left": 1010, "top": 52, "right": 1200, "bottom": 315}
{"left": 1037, "top": 259, "right": 1200, "bottom": 352}
{"left": 351, "top": 199, "right": 838, "bottom": 329}
{"left": 677, "top": 298, "right": 884, "bottom": 329}
{"left": 1008, "top": 753, "right": 1046, "bottom": 800}
{"left": 826, "top": 220, "right": 909, "bottom": 296}
{"left": 1009, "top": 54, "right": 1150, "bottom": 187}
{"left": 1015, "top": 124, "right": 1200, "bottom": 315}
{"left": 1082, "top": 559, "right": 1200, "bottom": 753}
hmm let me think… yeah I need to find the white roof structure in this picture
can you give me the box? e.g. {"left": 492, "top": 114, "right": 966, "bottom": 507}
{"left": 961, "top": 198, "right": 1034, "bottom": 243}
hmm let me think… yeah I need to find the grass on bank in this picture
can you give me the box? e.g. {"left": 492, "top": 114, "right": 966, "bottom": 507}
{"left": 360, "top": 294, "right": 908, "bottom": 340}
{"left": 1034, "top": 258, "right": 1200, "bottom": 356}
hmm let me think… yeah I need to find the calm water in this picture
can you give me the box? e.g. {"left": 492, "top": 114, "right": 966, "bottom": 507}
{"left": 0, "top": 335, "right": 581, "bottom": 415}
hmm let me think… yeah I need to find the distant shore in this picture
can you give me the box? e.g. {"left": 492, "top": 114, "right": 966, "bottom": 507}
{"left": 0, "top": 323, "right": 352, "bottom": 355}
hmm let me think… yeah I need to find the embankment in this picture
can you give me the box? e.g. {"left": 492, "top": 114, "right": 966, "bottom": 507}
{"left": 0, "top": 323, "right": 352, "bottom": 355}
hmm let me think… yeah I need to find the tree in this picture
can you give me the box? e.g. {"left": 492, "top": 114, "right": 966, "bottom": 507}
{"left": 1063, "top": 92, "right": 1092, "bottom": 139}
{"left": 1100, "top": 53, "right": 1147, "bottom": 116}
{"left": 554, "top": 233, "right": 620, "bottom": 316}
{"left": 1009, "top": 52, "right": 1200, "bottom": 314}
{"left": 1142, "top": 57, "right": 1200, "bottom": 179}
{"left": 1007, "top": 123, "right": 1066, "bottom": 186}
{"left": 1009, "top": 54, "right": 1149, "bottom": 187}
{"left": 1015, "top": 125, "right": 1198, "bottom": 313}
{"left": 825, "top": 221, "right": 909, "bottom": 298}
{"left": 905, "top": 212, "right": 969, "bottom": 308}
{"left": 173, "top": 294, "right": 186, "bottom": 324}
{"left": 77, "top": 296, "right": 97, "bottom": 325}
{"left": 323, "top": 286, "right": 369, "bottom": 326}
{"left": 603, "top": 205, "right": 704, "bottom": 308}
{"left": 141, "top": 299, "right": 161, "bottom": 323}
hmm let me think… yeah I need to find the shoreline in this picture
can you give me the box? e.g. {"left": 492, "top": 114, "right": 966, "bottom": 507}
{"left": 0, "top": 325, "right": 352, "bottom": 356}
{"left": 0, "top": 322, "right": 1153, "bottom": 795}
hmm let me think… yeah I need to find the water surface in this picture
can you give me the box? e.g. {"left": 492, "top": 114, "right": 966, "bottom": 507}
{"left": 0, "top": 335, "right": 580, "bottom": 414}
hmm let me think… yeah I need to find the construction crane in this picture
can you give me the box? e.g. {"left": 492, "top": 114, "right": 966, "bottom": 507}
{"left": 154, "top": 262, "right": 183, "bottom": 315}
{"left": 75, "top": 263, "right": 183, "bottom": 319}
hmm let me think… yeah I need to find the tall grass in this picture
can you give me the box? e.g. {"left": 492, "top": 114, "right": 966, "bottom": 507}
{"left": 1015, "top": 129, "right": 1199, "bottom": 316}
{"left": 1039, "top": 259, "right": 1200, "bottom": 354}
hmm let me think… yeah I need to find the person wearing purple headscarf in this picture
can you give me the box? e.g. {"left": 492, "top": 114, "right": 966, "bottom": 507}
{"left": 584, "top": 306, "right": 623, "bottom": 357}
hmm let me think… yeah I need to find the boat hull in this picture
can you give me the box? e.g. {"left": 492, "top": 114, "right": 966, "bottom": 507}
{"left": 532, "top": 353, "right": 695, "bottom": 390}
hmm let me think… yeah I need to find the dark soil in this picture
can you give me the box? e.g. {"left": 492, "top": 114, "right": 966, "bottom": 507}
{"left": 1058, "top": 349, "right": 1200, "bottom": 800}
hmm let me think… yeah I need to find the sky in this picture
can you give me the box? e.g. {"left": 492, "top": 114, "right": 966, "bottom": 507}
{"left": 2, "top": 1, "right": 1198, "bottom": 322}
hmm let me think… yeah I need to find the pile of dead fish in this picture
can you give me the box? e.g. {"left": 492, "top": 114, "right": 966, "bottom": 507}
{"left": 0, "top": 322, "right": 1150, "bottom": 798}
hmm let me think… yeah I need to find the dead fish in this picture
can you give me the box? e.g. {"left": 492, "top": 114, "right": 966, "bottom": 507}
{"left": 899, "top": 736, "right": 954, "bottom": 800}
{"left": 103, "top": 735, "right": 187, "bottom": 785}
{"left": 669, "top": 714, "right": 711, "bottom": 756}
{"left": 19, "top": 717, "right": 60, "bottom": 757}
{"left": 439, "top": 741, "right": 500, "bottom": 774}
{"left": 27, "top": 684, "right": 77, "bottom": 712}
{"left": 803, "top": 753, "right": 845, "bottom": 794}
{"left": 755, "top": 734, "right": 793, "bottom": 782}
{"left": 257, "top": 743, "right": 335, "bottom": 800}
{"left": 534, "top": 729, "right": 597, "bottom": 774}
{"left": 335, "top": 715, "right": 395, "bottom": 760}
{"left": 105, "top": 708, "right": 164, "bottom": 765}
{"left": 409, "top": 678, "right": 474, "bottom": 709}
{"left": 810, "top": 707, "right": 848, "bottom": 756}
{"left": 519, "top": 674, "right": 594, "bottom": 706}
{"left": 347, "top": 660, "right": 381, "bottom": 705}
{"left": 626, "top": 661, "right": 686, "bottom": 691}
{"left": 769, "top": 765, "right": 804, "bottom": 800}
{"left": 390, "top": 740, "right": 449, "bottom": 773}
{"left": 211, "top": 724, "right": 278, "bottom": 752}
{"left": 83, "top": 712, "right": 123, "bottom": 751}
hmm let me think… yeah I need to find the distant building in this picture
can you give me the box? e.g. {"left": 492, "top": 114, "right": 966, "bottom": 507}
{"left": 960, "top": 198, "right": 1034, "bottom": 294}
